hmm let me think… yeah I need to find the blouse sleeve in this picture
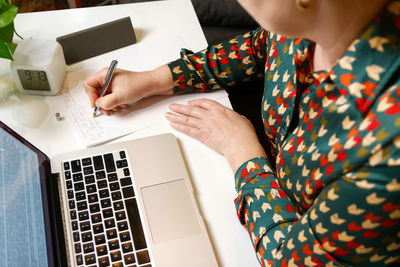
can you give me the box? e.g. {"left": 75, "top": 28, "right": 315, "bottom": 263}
{"left": 167, "top": 27, "right": 268, "bottom": 94}
{"left": 235, "top": 144, "right": 400, "bottom": 266}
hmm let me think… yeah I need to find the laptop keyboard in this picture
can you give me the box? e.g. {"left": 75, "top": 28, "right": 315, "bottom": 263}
{"left": 63, "top": 150, "right": 152, "bottom": 267}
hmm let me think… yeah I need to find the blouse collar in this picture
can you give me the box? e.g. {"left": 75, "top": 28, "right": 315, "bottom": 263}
{"left": 296, "top": 0, "right": 400, "bottom": 113}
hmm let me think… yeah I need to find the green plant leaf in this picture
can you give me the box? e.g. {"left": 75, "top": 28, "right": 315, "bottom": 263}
{"left": 6, "top": 41, "right": 15, "bottom": 54}
{"left": 0, "top": 39, "right": 12, "bottom": 60}
{"left": 0, "top": 4, "right": 17, "bottom": 28}
{"left": 0, "top": 1, "right": 6, "bottom": 7}
{"left": 0, "top": 21, "right": 13, "bottom": 42}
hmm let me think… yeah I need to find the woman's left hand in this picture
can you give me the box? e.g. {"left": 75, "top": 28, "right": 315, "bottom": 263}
{"left": 165, "top": 98, "right": 267, "bottom": 171}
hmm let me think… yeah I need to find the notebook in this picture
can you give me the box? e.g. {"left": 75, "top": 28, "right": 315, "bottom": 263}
{"left": 0, "top": 121, "right": 217, "bottom": 267}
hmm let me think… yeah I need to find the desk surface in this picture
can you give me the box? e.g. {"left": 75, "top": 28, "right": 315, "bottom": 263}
{"left": 0, "top": 1, "right": 259, "bottom": 266}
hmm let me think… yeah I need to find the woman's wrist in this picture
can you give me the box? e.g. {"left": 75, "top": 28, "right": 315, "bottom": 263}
{"left": 224, "top": 142, "right": 267, "bottom": 173}
{"left": 147, "top": 64, "right": 174, "bottom": 97}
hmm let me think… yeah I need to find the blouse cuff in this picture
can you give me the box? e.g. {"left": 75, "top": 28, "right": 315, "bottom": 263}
{"left": 167, "top": 49, "right": 211, "bottom": 95}
{"left": 234, "top": 157, "right": 275, "bottom": 192}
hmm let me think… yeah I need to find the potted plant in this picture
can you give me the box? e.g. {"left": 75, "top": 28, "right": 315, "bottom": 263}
{"left": 0, "top": 0, "right": 20, "bottom": 60}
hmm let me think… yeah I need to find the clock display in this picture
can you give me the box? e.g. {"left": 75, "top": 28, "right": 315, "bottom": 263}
{"left": 17, "top": 70, "right": 51, "bottom": 91}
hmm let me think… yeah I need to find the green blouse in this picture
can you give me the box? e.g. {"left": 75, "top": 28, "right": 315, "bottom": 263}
{"left": 167, "top": 1, "right": 400, "bottom": 266}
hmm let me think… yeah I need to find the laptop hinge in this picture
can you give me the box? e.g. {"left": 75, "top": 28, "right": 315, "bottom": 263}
{"left": 47, "top": 172, "right": 68, "bottom": 267}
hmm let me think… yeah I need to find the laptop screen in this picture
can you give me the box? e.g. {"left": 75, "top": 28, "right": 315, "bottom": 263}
{"left": 0, "top": 122, "right": 51, "bottom": 266}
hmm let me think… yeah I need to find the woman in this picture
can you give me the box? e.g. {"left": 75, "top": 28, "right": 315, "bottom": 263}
{"left": 84, "top": 0, "right": 400, "bottom": 265}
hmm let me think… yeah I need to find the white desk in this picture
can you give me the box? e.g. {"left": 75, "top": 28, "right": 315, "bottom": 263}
{"left": 0, "top": 1, "right": 259, "bottom": 266}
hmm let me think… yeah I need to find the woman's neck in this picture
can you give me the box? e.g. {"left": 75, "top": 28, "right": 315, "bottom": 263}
{"left": 311, "top": 0, "right": 389, "bottom": 72}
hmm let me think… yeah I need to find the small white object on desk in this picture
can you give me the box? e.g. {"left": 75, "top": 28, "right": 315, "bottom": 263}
{"left": 10, "top": 39, "right": 67, "bottom": 95}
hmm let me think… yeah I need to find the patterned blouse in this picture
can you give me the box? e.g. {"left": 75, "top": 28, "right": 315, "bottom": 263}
{"left": 167, "top": 1, "right": 400, "bottom": 266}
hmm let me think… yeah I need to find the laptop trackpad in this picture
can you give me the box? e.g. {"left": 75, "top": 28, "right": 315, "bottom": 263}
{"left": 141, "top": 179, "right": 201, "bottom": 243}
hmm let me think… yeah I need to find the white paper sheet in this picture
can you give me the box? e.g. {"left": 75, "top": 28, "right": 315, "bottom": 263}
{"left": 63, "top": 77, "right": 227, "bottom": 147}
{"left": 61, "top": 35, "right": 227, "bottom": 147}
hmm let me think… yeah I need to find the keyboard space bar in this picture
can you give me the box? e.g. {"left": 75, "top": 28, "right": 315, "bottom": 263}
{"left": 125, "top": 198, "right": 147, "bottom": 250}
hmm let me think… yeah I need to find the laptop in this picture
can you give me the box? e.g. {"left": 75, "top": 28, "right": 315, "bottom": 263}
{"left": 0, "top": 121, "right": 217, "bottom": 267}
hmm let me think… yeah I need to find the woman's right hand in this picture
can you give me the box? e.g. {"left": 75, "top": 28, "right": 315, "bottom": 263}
{"left": 83, "top": 64, "right": 173, "bottom": 115}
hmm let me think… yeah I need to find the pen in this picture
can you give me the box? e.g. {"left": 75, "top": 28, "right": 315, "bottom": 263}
{"left": 93, "top": 59, "right": 118, "bottom": 118}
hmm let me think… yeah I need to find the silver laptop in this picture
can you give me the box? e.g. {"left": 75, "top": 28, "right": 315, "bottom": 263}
{"left": 0, "top": 121, "right": 217, "bottom": 267}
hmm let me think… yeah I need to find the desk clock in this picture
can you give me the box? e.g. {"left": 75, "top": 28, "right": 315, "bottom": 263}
{"left": 10, "top": 39, "right": 67, "bottom": 95}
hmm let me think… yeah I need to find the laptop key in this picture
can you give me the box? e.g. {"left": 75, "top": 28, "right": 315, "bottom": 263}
{"left": 73, "top": 173, "right": 83, "bottom": 182}
{"left": 122, "top": 242, "right": 133, "bottom": 253}
{"left": 85, "top": 175, "right": 95, "bottom": 184}
{"left": 103, "top": 208, "right": 113, "bottom": 218}
{"left": 116, "top": 160, "right": 126, "bottom": 169}
{"left": 122, "top": 186, "right": 135, "bottom": 198}
{"left": 74, "top": 243, "right": 82, "bottom": 254}
{"left": 86, "top": 184, "right": 97, "bottom": 194}
{"left": 66, "top": 180, "right": 72, "bottom": 189}
{"left": 120, "top": 177, "right": 132, "bottom": 187}
{"left": 111, "top": 191, "right": 122, "bottom": 201}
{"left": 108, "top": 239, "right": 119, "bottom": 251}
{"left": 104, "top": 153, "right": 116, "bottom": 173}
{"left": 96, "top": 245, "right": 107, "bottom": 256}
{"left": 88, "top": 193, "right": 98, "bottom": 203}
{"left": 75, "top": 191, "right": 86, "bottom": 201}
{"left": 70, "top": 210, "right": 77, "bottom": 220}
{"left": 71, "top": 160, "right": 82, "bottom": 173}
{"left": 83, "top": 166, "right": 94, "bottom": 175}
{"left": 123, "top": 168, "right": 130, "bottom": 176}
{"left": 108, "top": 172, "right": 118, "bottom": 182}
{"left": 67, "top": 190, "right": 74, "bottom": 199}
{"left": 101, "top": 198, "right": 111, "bottom": 208}
{"left": 84, "top": 254, "right": 96, "bottom": 265}
{"left": 65, "top": 171, "right": 71, "bottom": 179}
{"left": 119, "top": 150, "right": 126, "bottom": 159}
{"left": 121, "top": 159, "right": 128, "bottom": 167}
{"left": 63, "top": 162, "right": 70, "bottom": 170}
{"left": 117, "top": 221, "right": 128, "bottom": 231}
{"left": 106, "top": 229, "right": 117, "bottom": 240}
{"left": 95, "top": 234, "right": 106, "bottom": 245}
{"left": 73, "top": 231, "right": 80, "bottom": 242}
{"left": 125, "top": 198, "right": 147, "bottom": 250}
{"left": 83, "top": 242, "right": 94, "bottom": 254}
{"left": 89, "top": 203, "right": 100, "bottom": 213}
{"left": 78, "top": 211, "right": 89, "bottom": 221}
{"left": 116, "top": 211, "right": 126, "bottom": 221}
{"left": 112, "top": 262, "right": 123, "bottom": 267}
{"left": 96, "top": 170, "right": 106, "bottom": 179}
{"left": 137, "top": 250, "right": 150, "bottom": 264}
{"left": 82, "top": 157, "right": 92, "bottom": 166}
{"left": 77, "top": 201, "right": 88, "bottom": 211}
{"left": 93, "top": 223, "right": 104, "bottom": 234}
{"left": 81, "top": 232, "right": 93, "bottom": 242}
{"left": 76, "top": 254, "right": 83, "bottom": 265}
{"left": 119, "top": 231, "right": 130, "bottom": 242}
{"left": 104, "top": 218, "right": 115, "bottom": 229}
{"left": 93, "top": 155, "right": 104, "bottom": 170}
{"left": 80, "top": 221, "right": 90, "bottom": 232}
{"left": 110, "top": 251, "right": 122, "bottom": 262}
{"left": 91, "top": 213, "right": 102, "bottom": 224}
{"left": 99, "top": 189, "right": 109, "bottom": 198}
{"left": 69, "top": 200, "right": 75, "bottom": 209}
{"left": 113, "top": 201, "right": 124, "bottom": 210}
{"left": 109, "top": 182, "right": 120, "bottom": 191}
{"left": 98, "top": 256, "right": 110, "bottom": 267}
{"left": 71, "top": 221, "right": 78, "bottom": 231}
{"left": 124, "top": 253, "right": 135, "bottom": 265}
{"left": 74, "top": 182, "right": 84, "bottom": 191}
{"left": 98, "top": 179, "right": 108, "bottom": 189}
